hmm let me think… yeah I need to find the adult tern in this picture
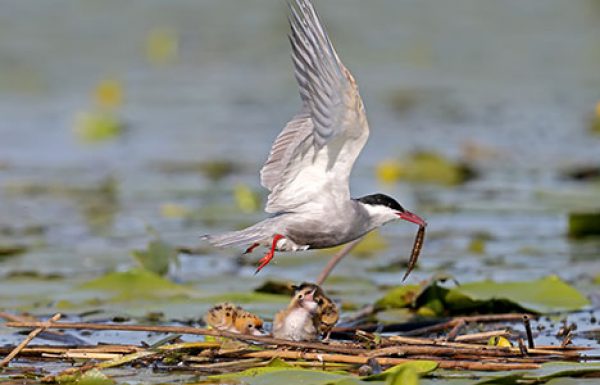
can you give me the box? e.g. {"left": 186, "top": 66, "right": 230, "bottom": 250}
{"left": 205, "top": 0, "right": 427, "bottom": 280}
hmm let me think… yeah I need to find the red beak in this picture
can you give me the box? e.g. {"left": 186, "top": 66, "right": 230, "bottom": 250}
{"left": 397, "top": 210, "right": 427, "bottom": 227}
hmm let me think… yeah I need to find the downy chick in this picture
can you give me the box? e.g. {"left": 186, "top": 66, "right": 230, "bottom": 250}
{"left": 293, "top": 283, "right": 339, "bottom": 339}
{"left": 204, "top": 302, "right": 264, "bottom": 336}
{"left": 273, "top": 285, "right": 320, "bottom": 341}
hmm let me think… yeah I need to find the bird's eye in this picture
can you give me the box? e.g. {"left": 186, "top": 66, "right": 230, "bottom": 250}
{"left": 317, "top": 298, "right": 324, "bottom": 305}
{"left": 248, "top": 324, "right": 254, "bottom": 328}
{"left": 298, "top": 294, "right": 304, "bottom": 300}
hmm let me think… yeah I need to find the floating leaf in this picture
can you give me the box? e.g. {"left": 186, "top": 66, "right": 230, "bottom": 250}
{"left": 57, "top": 368, "right": 115, "bottom": 385}
{"left": 467, "top": 237, "right": 487, "bottom": 254}
{"left": 0, "top": 244, "right": 27, "bottom": 258}
{"left": 73, "top": 111, "right": 124, "bottom": 143}
{"left": 377, "top": 276, "right": 589, "bottom": 315}
{"left": 201, "top": 160, "right": 239, "bottom": 181}
{"left": 450, "top": 276, "right": 590, "bottom": 314}
{"left": 568, "top": 212, "right": 600, "bottom": 238}
{"left": 375, "top": 152, "right": 475, "bottom": 186}
{"left": 131, "top": 239, "right": 179, "bottom": 276}
{"left": 79, "top": 268, "right": 194, "bottom": 301}
{"left": 234, "top": 183, "right": 261, "bottom": 213}
{"left": 209, "top": 366, "right": 346, "bottom": 382}
{"left": 473, "top": 362, "right": 600, "bottom": 385}
{"left": 160, "top": 202, "right": 190, "bottom": 219}
{"left": 376, "top": 159, "right": 404, "bottom": 184}
{"left": 375, "top": 284, "right": 420, "bottom": 310}
{"left": 364, "top": 360, "right": 438, "bottom": 381}
{"left": 255, "top": 280, "right": 295, "bottom": 295}
{"left": 385, "top": 366, "right": 418, "bottom": 385}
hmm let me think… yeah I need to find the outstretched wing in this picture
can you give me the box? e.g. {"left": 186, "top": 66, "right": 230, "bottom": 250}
{"left": 259, "top": 0, "right": 369, "bottom": 213}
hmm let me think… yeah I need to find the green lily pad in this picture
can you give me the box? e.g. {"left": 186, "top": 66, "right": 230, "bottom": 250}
{"left": 73, "top": 110, "right": 124, "bottom": 143}
{"left": 568, "top": 212, "right": 600, "bottom": 238}
{"left": 78, "top": 268, "right": 195, "bottom": 301}
{"left": 375, "top": 284, "right": 421, "bottom": 310}
{"left": 56, "top": 369, "right": 115, "bottom": 385}
{"left": 209, "top": 364, "right": 348, "bottom": 383}
{"left": 365, "top": 360, "right": 438, "bottom": 381}
{"left": 131, "top": 239, "right": 179, "bottom": 276}
{"left": 376, "top": 276, "right": 589, "bottom": 315}
{"left": 209, "top": 360, "right": 436, "bottom": 385}
{"left": 375, "top": 152, "right": 475, "bottom": 186}
{"left": 0, "top": 244, "right": 27, "bottom": 258}
{"left": 450, "top": 276, "right": 590, "bottom": 314}
{"left": 473, "top": 362, "right": 600, "bottom": 385}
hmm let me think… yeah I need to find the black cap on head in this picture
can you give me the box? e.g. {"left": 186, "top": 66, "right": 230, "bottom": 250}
{"left": 356, "top": 193, "right": 405, "bottom": 212}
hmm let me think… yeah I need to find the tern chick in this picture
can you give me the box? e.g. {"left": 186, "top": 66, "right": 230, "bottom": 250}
{"left": 204, "top": 302, "right": 264, "bottom": 336}
{"left": 273, "top": 285, "right": 320, "bottom": 341}
{"left": 292, "top": 282, "right": 339, "bottom": 340}
{"left": 273, "top": 282, "right": 339, "bottom": 341}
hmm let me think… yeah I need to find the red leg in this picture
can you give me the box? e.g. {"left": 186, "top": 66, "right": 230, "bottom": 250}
{"left": 244, "top": 243, "right": 260, "bottom": 255}
{"left": 255, "top": 234, "right": 284, "bottom": 274}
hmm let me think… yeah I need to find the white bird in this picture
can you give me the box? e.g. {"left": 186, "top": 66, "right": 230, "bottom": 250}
{"left": 205, "top": 0, "right": 426, "bottom": 278}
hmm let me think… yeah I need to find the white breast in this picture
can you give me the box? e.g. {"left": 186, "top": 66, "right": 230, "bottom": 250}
{"left": 277, "top": 308, "right": 316, "bottom": 341}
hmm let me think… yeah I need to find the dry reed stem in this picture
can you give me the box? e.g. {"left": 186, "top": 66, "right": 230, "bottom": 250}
{"left": 4, "top": 321, "right": 368, "bottom": 354}
{"left": 227, "top": 349, "right": 541, "bottom": 371}
{"left": 0, "top": 313, "right": 61, "bottom": 367}
{"left": 404, "top": 313, "right": 535, "bottom": 336}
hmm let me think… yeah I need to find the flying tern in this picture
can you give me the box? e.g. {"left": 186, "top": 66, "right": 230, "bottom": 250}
{"left": 205, "top": 0, "right": 427, "bottom": 279}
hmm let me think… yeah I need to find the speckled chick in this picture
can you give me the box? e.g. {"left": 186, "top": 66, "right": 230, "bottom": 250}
{"left": 272, "top": 285, "right": 320, "bottom": 341}
{"left": 204, "top": 302, "right": 264, "bottom": 336}
{"left": 293, "top": 283, "right": 339, "bottom": 339}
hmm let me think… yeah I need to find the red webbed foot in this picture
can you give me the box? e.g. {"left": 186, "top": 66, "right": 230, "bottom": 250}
{"left": 254, "top": 234, "right": 284, "bottom": 274}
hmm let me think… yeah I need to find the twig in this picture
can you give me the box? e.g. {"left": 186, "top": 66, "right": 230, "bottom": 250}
{"left": 316, "top": 237, "right": 363, "bottom": 285}
{"left": 454, "top": 330, "right": 511, "bottom": 342}
{"left": 0, "top": 313, "right": 61, "bottom": 367}
{"left": 446, "top": 319, "right": 465, "bottom": 341}
{"left": 518, "top": 338, "right": 528, "bottom": 355}
{"left": 523, "top": 315, "right": 535, "bottom": 349}
{"left": 226, "top": 349, "right": 541, "bottom": 371}
{"left": 403, "top": 314, "right": 535, "bottom": 336}
{"left": 385, "top": 336, "right": 578, "bottom": 357}
{"left": 4, "top": 321, "right": 366, "bottom": 355}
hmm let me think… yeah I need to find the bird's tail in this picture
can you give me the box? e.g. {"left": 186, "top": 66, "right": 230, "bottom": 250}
{"left": 202, "top": 219, "right": 274, "bottom": 248}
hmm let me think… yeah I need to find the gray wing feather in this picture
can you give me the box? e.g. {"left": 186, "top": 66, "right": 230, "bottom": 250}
{"left": 288, "top": 0, "right": 346, "bottom": 146}
{"left": 260, "top": 112, "right": 313, "bottom": 191}
{"left": 259, "top": 0, "right": 369, "bottom": 212}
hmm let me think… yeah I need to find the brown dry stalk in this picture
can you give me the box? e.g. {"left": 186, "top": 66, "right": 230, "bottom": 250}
{"left": 0, "top": 345, "right": 141, "bottom": 356}
{"left": 4, "top": 321, "right": 367, "bottom": 355}
{"left": 59, "top": 352, "right": 123, "bottom": 360}
{"left": 386, "top": 329, "right": 511, "bottom": 344}
{"left": 227, "top": 349, "right": 540, "bottom": 371}
{"left": 453, "top": 330, "right": 512, "bottom": 342}
{"left": 0, "top": 313, "right": 62, "bottom": 367}
{"left": 404, "top": 313, "right": 536, "bottom": 336}
{"left": 446, "top": 319, "right": 466, "bottom": 341}
{"left": 384, "top": 338, "right": 578, "bottom": 358}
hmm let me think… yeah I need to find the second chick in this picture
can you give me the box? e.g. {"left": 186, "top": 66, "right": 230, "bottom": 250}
{"left": 272, "top": 283, "right": 339, "bottom": 341}
{"left": 204, "top": 302, "right": 264, "bottom": 336}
